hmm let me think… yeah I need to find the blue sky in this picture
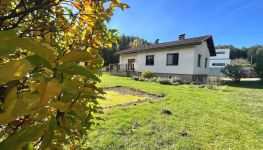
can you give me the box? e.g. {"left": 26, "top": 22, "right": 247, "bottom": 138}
{"left": 109, "top": 0, "right": 263, "bottom": 47}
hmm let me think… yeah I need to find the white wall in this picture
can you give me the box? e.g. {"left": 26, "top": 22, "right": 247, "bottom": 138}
{"left": 121, "top": 47, "right": 196, "bottom": 74}
{"left": 119, "top": 42, "right": 211, "bottom": 75}
{"left": 210, "top": 49, "right": 230, "bottom": 59}
{"left": 119, "top": 53, "right": 137, "bottom": 64}
{"left": 209, "top": 59, "right": 231, "bottom": 68}
{"left": 209, "top": 49, "right": 231, "bottom": 68}
{"left": 193, "top": 42, "right": 210, "bottom": 74}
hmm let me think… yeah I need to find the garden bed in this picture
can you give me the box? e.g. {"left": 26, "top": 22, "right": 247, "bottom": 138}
{"left": 99, "top": 86, "right": 164, "bottom": 109}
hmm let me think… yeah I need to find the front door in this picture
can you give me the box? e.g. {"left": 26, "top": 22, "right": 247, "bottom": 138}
{"left": 128, "top": 59, "right": 135, "bottom": 71}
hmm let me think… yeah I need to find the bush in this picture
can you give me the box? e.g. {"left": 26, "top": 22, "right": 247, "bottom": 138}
{"left": 221, "top": 65, "right": 242, "bottom": 83}
{"left": 138, "top": 77, "right": 145, "bottom": 82}
{"left": 158, "top": 79, "right": 172, "bottom": 85}
{"left": 171, "top": 77, "right": 182, "bottom": 84}
{"left": 255, "top": 63, "right": 263, "bottom": 81}
{"left": 254, "top": 52, "right": 263, "bottom": 81}
{"left": 206, "top": 77, "right": 224, "bottom": 85}
{"left": 141, "top": 70, "right": 154, "bottom": 79}
{"left": 149, "top": 77, "right": 158, "bottom": 82}
{"left": 132, "top": 76, "right": 139, "bottom": 81}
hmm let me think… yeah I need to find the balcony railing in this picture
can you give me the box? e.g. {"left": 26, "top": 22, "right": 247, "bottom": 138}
{"left": 109, "top": 63, "right": 135, "bottom": 72}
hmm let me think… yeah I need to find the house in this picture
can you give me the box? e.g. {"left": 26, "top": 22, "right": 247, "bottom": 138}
{"left": 209, "top": 49, "right": 231, "bottom": 77}
{"left": 110, "top": 34, "right": 216, "bottom": 82}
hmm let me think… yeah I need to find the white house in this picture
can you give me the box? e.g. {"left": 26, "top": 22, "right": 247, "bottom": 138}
{"left": 111, "top": 34, "right": 216, "bottom": 82}
{"left": 209, "top": 49, "right": 231, "bottom": 76}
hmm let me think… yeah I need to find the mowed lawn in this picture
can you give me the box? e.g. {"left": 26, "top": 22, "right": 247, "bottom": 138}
{"left": 87, "top": 74, "right": 263, "bottom": 149}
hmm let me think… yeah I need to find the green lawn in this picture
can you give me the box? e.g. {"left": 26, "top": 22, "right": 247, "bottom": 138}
{"left": 87, "top": 74, "right": 263, "bottom": 149}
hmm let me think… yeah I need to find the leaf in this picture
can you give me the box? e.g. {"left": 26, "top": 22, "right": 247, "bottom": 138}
{"left": 26, "top": 54, "right": 53, "bottom": 70}
{"left": 0, "top": 112, "right": 14, "bottom": 125}
{"left": 58, "top": 62, "right": 100, "bottom": 81}
{"left": 72, "top": 2, "right": 81, "bottom": 10}
{"left": 37, "top": 80, "right": 62, "bottom": 107}
{"left": 0, "top": 60, "right": 32, "bottom": 84}
{"left": 0, "top": 124, "right": 46, "bottom": 150}
{"left": 60, "top": 51, "right": 94, "bottom": 64}
{"left": 0, "top": 30, "right": 57, "bottom": 62}
{"left": 110, "top": 3, "right": 130, "bottom": 10}
{"left": 40, "top": 117, "right": 57, "bottom": 150}
{"left": 3, "top": 85, "right": 17, "bottom": 111}
{"left": 49, "top": 102, "right": 70, "bottom": 112}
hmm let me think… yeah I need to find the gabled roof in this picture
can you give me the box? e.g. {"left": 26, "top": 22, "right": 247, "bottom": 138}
{"left": 116, "top": 35, "right": 216, "bottom": 56}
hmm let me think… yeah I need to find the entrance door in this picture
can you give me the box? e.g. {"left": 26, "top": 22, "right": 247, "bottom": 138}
{"left": 128, "top": 59, "right": 135, "bottom": 71}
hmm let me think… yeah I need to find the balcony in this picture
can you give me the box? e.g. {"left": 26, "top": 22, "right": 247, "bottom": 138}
{"left": 109, "top": 64, "right": 136, "bottom": 77}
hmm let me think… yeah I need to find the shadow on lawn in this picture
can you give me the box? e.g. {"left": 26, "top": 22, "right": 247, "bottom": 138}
{"left": 225, "top": 80, "right": 263, "bottom": 89}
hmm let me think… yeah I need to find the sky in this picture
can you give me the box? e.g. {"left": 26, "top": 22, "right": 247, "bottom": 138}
{"left": 108, "top": 0, "right": 263, "bottom": 47}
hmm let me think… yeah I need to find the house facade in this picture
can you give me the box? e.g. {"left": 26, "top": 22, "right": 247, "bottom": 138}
{"left": 111, "top": 35, "right": 216, "bottom": 82}
{"left": 209, "top": 49, "right": 231, "bottom": 76}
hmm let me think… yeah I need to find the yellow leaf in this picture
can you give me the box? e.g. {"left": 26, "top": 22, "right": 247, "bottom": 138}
{"left": 110, "top": 3, "right": 130, "bottom": 10}
{"left": 3, "top": 86, "right": 17, "bottom": 111}
{"left": 0, "top": 112, "right": 14, "bottom": 125}
{"left": 37, "top": 80, "right": 62, "bottom": 107}
{"left": 49, "top": 102, "right": 71, "bottom": 112}
{"left": 60, "top": 51, "right": 94, "bottom": 64}
{"left": 0, "top": 60, "right": 32, "bottom": 84}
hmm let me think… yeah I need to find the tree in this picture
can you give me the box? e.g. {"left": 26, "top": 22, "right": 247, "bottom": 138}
{"left": 101, "top": 35, "right": 150, "bottom": 65}
{"left": 254, "top": 51, "right": 263, "bottom": 81}
{"left": 221, "top": 65, "right": 242, "bottom": 83}
{"left": 0, "top": 0, "right": 129, "bottom": 149}
{"left": 216, "top": 45, "right": 247, "bottom": 59}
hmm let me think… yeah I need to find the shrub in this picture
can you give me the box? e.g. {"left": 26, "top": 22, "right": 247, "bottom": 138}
{"left": 206, "top": 77, "right": 224, "bottom": 85}
{"left": 139, "top": 77, "right": 145, "bottom": 82}
{"left": 141, "top": 70, "right": 154, "bottom": 79}
{"left": 254, "top": 52, "right": 263, "bottom": 81}
{"left": 171, "top": 77, "right": 182, "bottom": 84}
{"left": 149, "top": 77, "right": 158, "bottom": 82}
{"left": 255, "top": 63, "right": 263, "bottom": 81}
{"left": 221, "top": 65, "right": 242, "bottom": 83}
{"left": 158, "top": 79, "right": 172, "bottom": 85}
{"left": 132, "top": 76, "right": 139, "bottom": 81}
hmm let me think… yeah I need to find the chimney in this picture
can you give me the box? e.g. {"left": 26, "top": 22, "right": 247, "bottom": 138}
{"left": 178, "top": 34, "right": 185, "bottom": 40}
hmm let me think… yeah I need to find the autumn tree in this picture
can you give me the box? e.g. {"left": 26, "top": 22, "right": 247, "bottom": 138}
{"left": 0, "top": 0, "right": 129, "bottom": 149}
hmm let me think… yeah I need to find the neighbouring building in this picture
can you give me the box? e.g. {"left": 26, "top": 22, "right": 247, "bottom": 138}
{"left": 109, "top": 34, "right": 216, "bottom": 82}
{"left": 209, "top": 49, "right": 231, "bottom": 76}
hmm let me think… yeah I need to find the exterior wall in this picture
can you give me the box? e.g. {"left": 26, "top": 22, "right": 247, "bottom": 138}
{"left": 119, "top": 53, "right": 137, "bottom": 64}
{"left": 210, "top": 49, "right": 230, "bottom": 59}
{"left": 119, "top": 53, "right": 137, "bottom": 70}
{"left": 193, "top": 42, "right": 210, "bottom": 75}
{"left": 209, "top": 49, "right": 231, "bottom": 76}
{"left": 209, "top": 59, "right": 231, "bottom": 68}
{"left": 117, "top": 42, "right": 212, "bottom": 82}
{"left": 209, "top": 49, "right": 231, "bottom": 68}
{"left": 135, "top": 46, "right": 195, "bottom": 74}
{"left": 137, "top": 72, "right": 208, "bottom": 82}
{"left": 209, "top": 68, "right": 224, "bottom": 77}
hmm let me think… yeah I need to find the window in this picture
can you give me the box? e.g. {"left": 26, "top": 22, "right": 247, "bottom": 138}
{"left": 198, "top": 54, "right": 202, "bottom": 67}
{"left": 128, "top": 59, "right": 135, "bottom": 63}
{"left": 205, "top": 58, "right": 208, "bottom": 68}
{"left": 216, "top": 51, "right": 225, "bottom": 55}
{"left": 212, "top": 63, "right": 225, "bottom": 66}
{"left": 146, "top": 55, "right": 154, "bottom": 65}
{"left": 167, "top": 53, "right": 179, "bottom": 66}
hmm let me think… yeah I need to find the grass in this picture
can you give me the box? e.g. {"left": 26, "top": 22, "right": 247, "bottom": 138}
{"left": 98, "top": 91, "right": 147, "bottom": 107}
{"left": 87, "top": 74, "right": 263, "bottom": 149}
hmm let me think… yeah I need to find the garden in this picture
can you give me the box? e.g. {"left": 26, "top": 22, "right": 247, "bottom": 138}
{"left": 86, "top": 73, "right": 263, "bottom": 149}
